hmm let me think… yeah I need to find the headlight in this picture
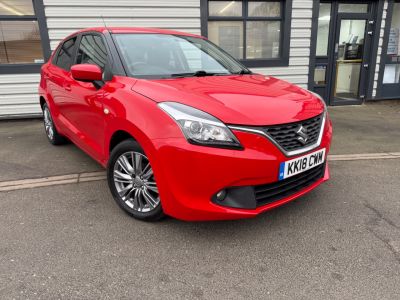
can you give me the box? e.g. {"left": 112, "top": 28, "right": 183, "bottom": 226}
{"left": 158, "top": 102, "right": 242, "bottom": 149}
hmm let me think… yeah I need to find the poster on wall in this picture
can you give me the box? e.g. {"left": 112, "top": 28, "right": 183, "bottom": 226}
{"left": 387, "top": 28, "right": 399, "bottom": 55}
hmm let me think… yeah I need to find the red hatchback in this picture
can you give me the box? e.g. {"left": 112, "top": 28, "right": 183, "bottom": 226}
{"left": 39, "top": 27, "right": 332, "bottom": 221}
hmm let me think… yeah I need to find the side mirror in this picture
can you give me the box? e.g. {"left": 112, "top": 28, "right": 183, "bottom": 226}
{"left": 71, "top": 64, "right": 102, "bottom": 82}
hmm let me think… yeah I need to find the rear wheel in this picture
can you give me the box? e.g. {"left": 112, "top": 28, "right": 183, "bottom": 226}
{"left": 42, "top": 103, "right": 67, "bottom": 145}
{"left": 107, "top": 139, "right": 164, "bottom": 221}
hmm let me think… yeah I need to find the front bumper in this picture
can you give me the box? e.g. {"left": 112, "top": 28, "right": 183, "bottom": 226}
{"left": 152, "top": 118, "right": 333, "bottom": 221}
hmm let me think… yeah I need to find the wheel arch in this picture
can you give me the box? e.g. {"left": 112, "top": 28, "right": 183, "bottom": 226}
{"left": 109, "top": 130, "right": 137, "bottom": 153}
{"left": 39, "top": 96, "right": 46, "bottom": 110}
{"left": 105, "top": 119, "right": 158, "bottom": 166}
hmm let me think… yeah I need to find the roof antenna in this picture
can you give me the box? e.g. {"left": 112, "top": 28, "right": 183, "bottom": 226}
{"left": 100, "top": 15, "right": 111, "bottom": 34}
{"left": 100, "top": 15, "right": 114, "bottom": 81}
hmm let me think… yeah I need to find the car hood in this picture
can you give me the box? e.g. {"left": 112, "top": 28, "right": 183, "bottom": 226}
{"left": 131, "top": 74, "right": 325, "bottom": 126}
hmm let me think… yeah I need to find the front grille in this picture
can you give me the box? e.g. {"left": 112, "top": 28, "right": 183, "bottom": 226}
{"left": 260, "top": 114, "right": 323, "bottom": 152}
{"left": 254, "top": 163, "right": 325, "bottom": 207}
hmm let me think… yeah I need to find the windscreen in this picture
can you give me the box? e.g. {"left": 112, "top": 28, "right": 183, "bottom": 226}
{"left": 113, "top": 34, "right": 248, "bottom": 78}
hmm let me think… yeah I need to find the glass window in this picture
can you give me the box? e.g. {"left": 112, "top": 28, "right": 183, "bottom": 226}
{"left": 208, "top": 21, "right": 244, "bottom": 59}
{"left": 55, "top": 37, "right": 77, "bottom": 71}
{"left": 337, "top": 19, "right": 366, "bottom": 60}
{"left": 314, "top": 65, "right": 327, "bottom": 85}
{"left": 316, "top": 3, "right": 331, "bottom": 56}
{"left": 246, "top": 21, "right": 280, "bottom": 59}
{"left": 338, "top": 4, "right": 368, "bottom": 13}
{"left": 0, "top": 20, "right": 43, "bottom": 64}
{"left": 76, "top": 35, "right": 108, "bottom": 70}
{"left": 0, "top": 0, "right": 34, "bottom": 16}
{"left": 209, "top": 1, "right": 242, "bottom": 16}
{"left": 248, "top": 1, "right": 280, "bottom": 17}
{"left": 383, "top": 64, "right": 400, "bottom": 84}
{"left": 0, "top": 0, "right": 50, "bottom": 71}
{"left": 206, "top": 1, "right": 286, "bottom": 63}
{"left": 386, "top": 3, "right": 400, "bottom": 56}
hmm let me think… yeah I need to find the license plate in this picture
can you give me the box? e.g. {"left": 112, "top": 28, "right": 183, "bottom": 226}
{"left": 278, "top": 148, "right": 326, "bottom": 180}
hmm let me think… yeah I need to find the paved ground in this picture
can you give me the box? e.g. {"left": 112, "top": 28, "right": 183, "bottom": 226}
{"left": 328, "top": 101, "right": 400, "bottom": 154}
{"left": 0, "top": 120, "right": 102, "bottom": 182}
{"left": 0, "top": 103, "right": 399, "bottom": 299}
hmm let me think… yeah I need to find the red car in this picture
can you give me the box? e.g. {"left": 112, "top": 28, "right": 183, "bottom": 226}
{"left": 39, "top": 27, "right": 332, "bottom": 221}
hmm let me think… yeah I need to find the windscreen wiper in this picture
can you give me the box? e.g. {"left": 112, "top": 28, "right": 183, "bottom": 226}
{"left": 233, "top": 69, "right": 252, "bottom": 75}
{"left": 170, "top": 70, "right": 230, "bottom": 78}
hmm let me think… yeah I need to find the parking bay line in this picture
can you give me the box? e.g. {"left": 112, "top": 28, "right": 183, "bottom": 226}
{"left": 0, "top": 171, "right": 106, "bottom": 192}
{"left": 0, "top": 153, "right": 399, "bottom": 192}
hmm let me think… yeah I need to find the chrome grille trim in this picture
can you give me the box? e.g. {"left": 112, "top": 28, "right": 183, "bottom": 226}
{"left": 229, "top": 112, "right": 326, "bottom": 157}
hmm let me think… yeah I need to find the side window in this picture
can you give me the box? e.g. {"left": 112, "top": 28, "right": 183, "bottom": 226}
{"left": 76, "top": 34, "right": 108, "bottom": 70}
{"left": 54, "top": 37, "right": 77, "bottom": 71}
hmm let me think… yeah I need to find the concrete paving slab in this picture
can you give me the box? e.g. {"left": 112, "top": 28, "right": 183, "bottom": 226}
{"left": 328, "top": 102, "right": 400, "bottom": 155}
{"left": 0, "top": 120, "right": 102, "bottom": 181}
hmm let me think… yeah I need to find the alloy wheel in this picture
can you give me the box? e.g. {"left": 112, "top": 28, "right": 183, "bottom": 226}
{"left": 43, "top": 107, "right": 54, "bottom": 140}
{"left": 113, "top": 151, "right": 160, "bottom": 212}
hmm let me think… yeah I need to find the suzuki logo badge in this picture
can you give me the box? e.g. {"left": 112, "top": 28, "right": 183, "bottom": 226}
{"left": 296, "top": 125, "right": 309, "bottom": 145}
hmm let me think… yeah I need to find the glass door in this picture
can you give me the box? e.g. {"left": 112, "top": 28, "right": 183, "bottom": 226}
{"left": 332, "top": 16, "right": 369, "bottom": 104}
{"left": 310, "top": 1, "right": 377, "bottom": 105}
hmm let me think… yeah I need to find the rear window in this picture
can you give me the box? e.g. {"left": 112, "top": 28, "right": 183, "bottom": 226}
{"left": 54, "top": 37, "right": 77, "bottom": 71}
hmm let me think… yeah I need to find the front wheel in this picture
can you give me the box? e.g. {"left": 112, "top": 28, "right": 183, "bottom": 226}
{"left": 107, "top": 139, "right": 164, "bottom": 221}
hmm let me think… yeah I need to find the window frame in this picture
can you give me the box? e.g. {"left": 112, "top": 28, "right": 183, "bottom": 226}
{"left": 0, "top": 0, "right": 51, "bottom": 74}
{"left": 200, "top": 0, "right": 292, "bottom": 67}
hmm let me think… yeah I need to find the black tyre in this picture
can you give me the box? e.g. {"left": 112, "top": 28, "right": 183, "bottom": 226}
{"left": 107, "top": 139, "right": 164, "bottom": 221}
{"left": 42, "top": 103, "right": 68, "bottom": 145}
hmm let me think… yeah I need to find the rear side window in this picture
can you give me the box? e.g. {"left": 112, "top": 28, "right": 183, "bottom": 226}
{"left": 54, "top": 37, "right": 77, "bottom": 71}
{"left": 76, "top": 34, "right": 108, "bottom": 70}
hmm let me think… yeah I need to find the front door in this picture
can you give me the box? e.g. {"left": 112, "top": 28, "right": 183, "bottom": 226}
{"left": 310, "top": 1, "right": 377, "bottom": 105}
{"left": 67, "top": 33, "right": 109, "bottom": 161}
{"left": 331, "top": 14, "right": 371, "bottom": 105}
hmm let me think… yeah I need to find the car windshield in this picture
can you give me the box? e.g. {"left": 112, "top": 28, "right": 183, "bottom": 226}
{"left": 112, "top": 33, "right": 250, "bottom": 79}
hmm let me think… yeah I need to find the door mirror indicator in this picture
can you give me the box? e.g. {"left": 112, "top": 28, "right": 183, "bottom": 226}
{"left": 71, "top": 64, "right": 103, "bottom": 82}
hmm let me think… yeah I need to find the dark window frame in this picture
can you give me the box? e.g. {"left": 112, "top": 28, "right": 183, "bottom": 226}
{"left": 0, "top": 0, "right": 51, "bottom": 74}
{"left": 200, "top": 0, "right": 292, "bottom": 67}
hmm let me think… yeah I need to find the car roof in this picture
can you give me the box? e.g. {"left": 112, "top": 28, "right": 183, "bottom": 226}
{"left": 67, "top": 27, "right": 203, "bottom": 39}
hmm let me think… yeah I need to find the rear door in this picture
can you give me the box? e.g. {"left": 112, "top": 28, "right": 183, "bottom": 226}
{"left": 47, "top": 36, "right": 78, "bottom": 129}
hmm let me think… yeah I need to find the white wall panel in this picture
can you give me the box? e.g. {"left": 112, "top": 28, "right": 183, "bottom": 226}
{"left": 45, "top": 7, "right": 200, "bottom": 18}
{"left": 43, "top": 0, "right": 200, "bottom": 7}
{"left": 0, "top": 74, "right": 41, "bottom": 118}
{"left": 292, "top": 0, "right": 313, "bottom": 9}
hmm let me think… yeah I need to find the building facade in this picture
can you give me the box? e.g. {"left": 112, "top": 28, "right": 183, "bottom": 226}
{"left": 0, "top": 0, "right": 399, "bottom": 118}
